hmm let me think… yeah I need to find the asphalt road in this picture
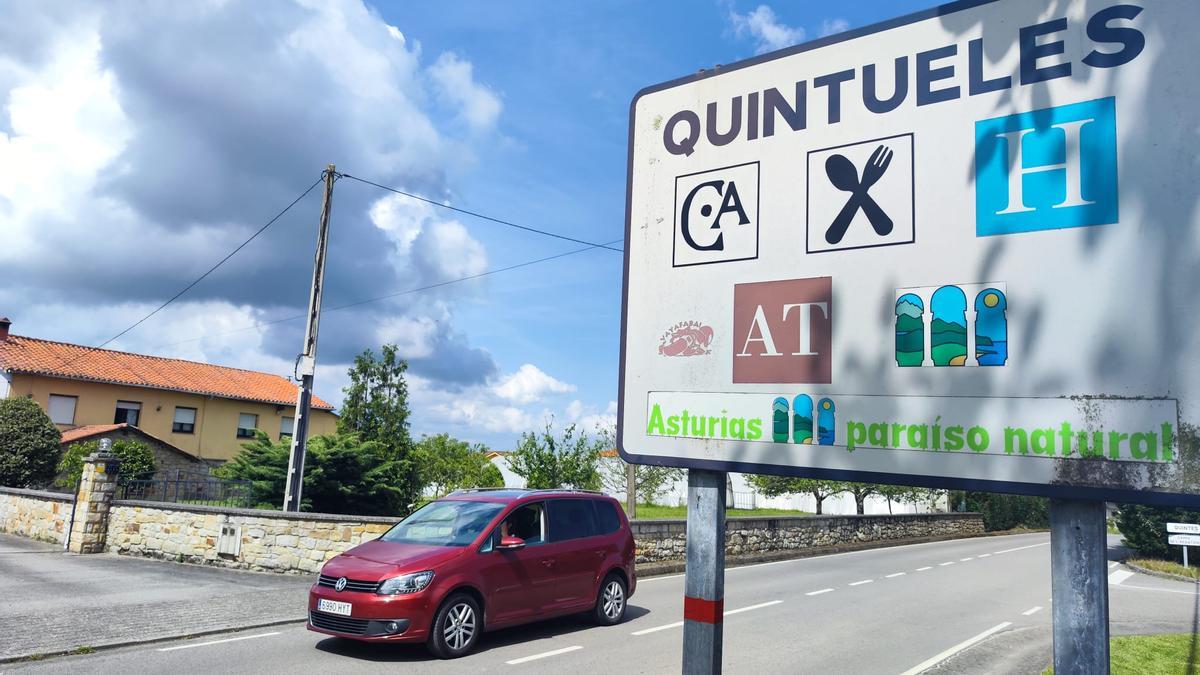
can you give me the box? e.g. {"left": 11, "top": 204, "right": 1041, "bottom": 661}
{"left": 5, "top": 532, "right": 1197, "bottom": 674}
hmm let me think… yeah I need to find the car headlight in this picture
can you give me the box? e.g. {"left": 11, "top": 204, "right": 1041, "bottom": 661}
{"left": 378, "top": 570, "right": 434, "bottom": 595}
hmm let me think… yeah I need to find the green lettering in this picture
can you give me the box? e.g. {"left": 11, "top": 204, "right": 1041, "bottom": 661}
{"left": 1163, "top": 423, "right": 1174, "bottom": 461}
{"left": 730, "top": 418, "right": 746, "bottom": 439}
{"left": 868, "top": 423, "right": 888, "bottom": 447}
{"left": 891, "top": 423, "right": 904, "bottom": 448}
{"left": 747, "top": 419, "right": 763, "bottom": 440}
{"left": 1108, "top": 431, "right": 1129, "bottom": 459}
{"left": 945, "top": 426, "right": 965, "bottom": 451}
{"left": 1078, "top": 431, "right": 1103, "bottom": 458}
{"left": 907, "top": 425, "right": 929, "bottom": 450}
{"left": 666, "top": 415, "right": 681, "bottom": 436}
{"left": 967, "top": 426, "right": 989, "bottom": 452}
{"left": 847, "top": 421, "right": 867, "bottom": 451}
{"left": 1130, "top": 432, "right": 1157, "bottom": 461}
{"left": 1058, "top": 422, "right": 1074, "bottom": 456}
{"left": 647, "top": 404, "right": 665, "bottom": 435}
{"left": 1005, "top": 427, "right": 1028, "bottom": 455}
{"left": 708, "top": 417, "right": 719, "bottom": 437}
{"left": 1031, "top": 428, "right": 1055, "bottom": 456}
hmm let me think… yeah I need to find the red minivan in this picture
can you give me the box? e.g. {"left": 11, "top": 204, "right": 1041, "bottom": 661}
{"left": 308, "top": 489, "right": 636, "bottom": 658}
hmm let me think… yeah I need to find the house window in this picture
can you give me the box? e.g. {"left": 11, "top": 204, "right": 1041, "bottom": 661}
{"left": 114, "top": 401, "right": 141, "bottom": 426}
{"left": 280, "top": 416, "right": 295, "bottom": 440}
{"left": 48, "top": 395, "right": 77, "bottom": 425}
{"left": 237, "top": 413, "right": 258, "bottom": 438}
{"left": 172, "top": 407, "right": 197, "bottom": 434}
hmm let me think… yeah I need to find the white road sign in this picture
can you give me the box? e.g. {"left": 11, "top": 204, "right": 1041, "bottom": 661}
{"left": 1167, "top": 523, "right": 1200, "bottom": 535}
{"left": 618, "top": 0, "right": 1200, "bottom": 506}
{"left": 1168, "top": 535, "right": 1200, "bottom": 547}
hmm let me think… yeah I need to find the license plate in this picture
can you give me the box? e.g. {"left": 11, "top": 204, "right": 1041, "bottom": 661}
{"left": 317, "top": 599, "right": 352, "bottom": 617}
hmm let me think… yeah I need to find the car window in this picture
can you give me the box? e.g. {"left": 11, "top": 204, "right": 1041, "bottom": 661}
{"left": 381, "top": 500, "right": 505, "bottom": 547}
{"left": 593, "top": 500, "right": 621, "bottom": 535}
{"left": 498, "top": 502, "right": 545, "bottom": 545}
{"left": 548, "top": 498, "right": 598, "bottom": 542}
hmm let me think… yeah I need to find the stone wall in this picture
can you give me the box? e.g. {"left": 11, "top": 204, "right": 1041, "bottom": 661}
{"left": 631, "top": 513, "right": 985, "bottom": 564}
{"left": 0, "top": 486, "right": 72, "bottom": 545}
{"left": 106, "top": 501, "right": 395, "bottom": 573}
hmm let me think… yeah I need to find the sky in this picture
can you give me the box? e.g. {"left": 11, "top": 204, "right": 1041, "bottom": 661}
{"left": 0, "top": 0, "right": 935, "bottom": 451}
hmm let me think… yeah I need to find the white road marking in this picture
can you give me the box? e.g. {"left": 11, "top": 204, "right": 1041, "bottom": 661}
{"left": 993, "top": 542, "right": 1049, "bottom": 555}
{"left": 848, "top": 579, "right": 874, "bottom": 586}
{"left": 631, "top": 621, "right": 684, "bottom": 636}
{"left": 977, "top": 553, "right": 991, "bottom": 558}
{"left": 637, "top": 573, "right": 684, "bottom": 583}
{"left": 1108, "top": 570, "right": 1134, "bottom": 585}
{"left": 1108, "top": 562, "right": 1119, "bottom": 569}
{"left": 938, "top": 562, "right": 956, "bottom": 567}
{"left": 885, "top": 572, "right": 906, "bottom": 578}
{"left": 916, "top": 566, "right": 933, "bottom": 571}
{"left": 157, "top": 632, "right": 280, "bottom": 652}
{"left": 630, "top": 600, "right": 784, "bottom": 636}
{"left": 1111, "top": 584, "right": 1200, "bottom": 596}
{"left": 1022, "top": 606, "right": 1043, "bottom": 616}
{"left": 960, "top": 557, "right": 974, "bottom": 562}
{"left": 724, "top": 600, "right": 783, "bottom": 616}
{"left": 898, "top": 622, "right": 1013, "bottom": 675}
{"left": 806, "top": 588, "right": 835, "bottom": 596}
{"left": 506, "top": 645, "right": 583, "bottom": 665}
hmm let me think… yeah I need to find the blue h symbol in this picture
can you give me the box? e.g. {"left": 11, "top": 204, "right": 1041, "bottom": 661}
{"left": 975, "top": 97, "right": 1118, "bottom": 236}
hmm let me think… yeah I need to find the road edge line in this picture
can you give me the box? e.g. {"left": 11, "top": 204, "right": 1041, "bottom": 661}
{"left": 898, "top": 622, "right": 1012, "bottom": 675}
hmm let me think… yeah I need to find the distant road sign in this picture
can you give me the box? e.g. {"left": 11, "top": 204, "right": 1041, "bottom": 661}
{"left": 618, "top": 0, "right": 1200, "bottom": 507}
{"left": 1167, "top": 523, "right": 1200, "bottom": 535}
{"left": 1168, "top": 534, "right": 1200, "bottom": 547}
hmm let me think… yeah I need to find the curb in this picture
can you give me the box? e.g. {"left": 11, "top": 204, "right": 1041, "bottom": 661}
{"left": 0, "top": 616, "right": 308, "bottom": 665}
{"left": 1124, "top": 561, "right": 1200, "bottom": 585}
{"left": 634, "top": 528, "right": 1043, "bottom": 578}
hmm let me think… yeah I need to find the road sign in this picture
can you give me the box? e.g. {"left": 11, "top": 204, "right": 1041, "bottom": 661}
{"left": 1168, "top": 534, "right": 1200, "bottom": 547}
{"left": 1167, "top": 523, "right": 1200, "bottom": 534}
{"left": 618, "top": 0, "right": 1200, "bottom": 507}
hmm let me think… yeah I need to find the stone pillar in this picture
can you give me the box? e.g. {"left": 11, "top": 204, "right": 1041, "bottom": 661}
{"left": 68, "top": 440, "right": 121, "bottom": 554}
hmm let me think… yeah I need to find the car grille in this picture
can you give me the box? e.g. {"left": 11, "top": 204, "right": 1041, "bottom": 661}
{"left": 317, "top": 574, "right": 380, "bottom": 593}
{"left": 310, "top": 611, "right": 370, "bottom": 636}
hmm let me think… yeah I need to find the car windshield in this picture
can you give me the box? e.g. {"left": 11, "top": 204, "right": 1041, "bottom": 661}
{"left": 380, "top": 500, "right": 505, "bottom": 547}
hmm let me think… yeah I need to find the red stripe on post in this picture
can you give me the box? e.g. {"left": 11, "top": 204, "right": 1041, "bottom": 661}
{"left": 683, "top": 596, "right": 724, "bottom": 624}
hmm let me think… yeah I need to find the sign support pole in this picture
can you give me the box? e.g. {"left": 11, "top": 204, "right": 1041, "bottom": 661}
{"left": 682, "top": 469, "right": 726, "bottom": 675}
{"left": 1050, "top": 498, "right": 1110, "bottom": 675}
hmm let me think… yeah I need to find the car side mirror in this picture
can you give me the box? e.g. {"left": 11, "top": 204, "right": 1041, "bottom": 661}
{"left": 497, "top": 535, "right": 526, "bottom": 550}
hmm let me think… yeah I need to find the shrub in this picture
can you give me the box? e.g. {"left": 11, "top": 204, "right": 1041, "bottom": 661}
{"left": 55, "top": 439, "right": 157, "bottom": 489}
{"left": 0, "top": 397, "right": 62, "bottom": 488}
{"left": 1115, "top": 504, "right": 1200, "bottom": 561}
{"left": 961, "top": 492, "right": 1049, "bottom": 531}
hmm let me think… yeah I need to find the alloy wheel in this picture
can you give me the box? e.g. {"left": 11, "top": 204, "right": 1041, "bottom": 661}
{"left": 443, "top": 602, "right": 476, "bottom": 651}
{"left": 602, "top": 580, "right": 625, "bottom": 620}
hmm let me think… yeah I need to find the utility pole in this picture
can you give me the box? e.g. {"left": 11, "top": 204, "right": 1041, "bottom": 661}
{"left": 283, "top": 164, "right": 336, "bottom": 513}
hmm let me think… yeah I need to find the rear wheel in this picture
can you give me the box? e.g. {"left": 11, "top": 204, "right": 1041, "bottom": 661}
{"left": 592, "top": 573, "right": 627, "bottom": 625}
{"left": 427, "top": 593, "right": 481, "bottom": 659}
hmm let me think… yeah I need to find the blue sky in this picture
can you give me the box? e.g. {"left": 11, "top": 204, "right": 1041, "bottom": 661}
{"left": 1, "top": 0, "right": 935, "bottom": 450}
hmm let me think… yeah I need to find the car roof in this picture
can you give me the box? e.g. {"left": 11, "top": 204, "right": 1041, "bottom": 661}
{"left": 440, "top": 488, "right": 612, "bottom": 504}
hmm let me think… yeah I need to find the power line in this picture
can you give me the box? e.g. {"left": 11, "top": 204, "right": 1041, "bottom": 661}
{"left": 150, "top": 238, "right": 624, "bottom": 351}
{"left": 58, "top": 175, "right": 325, "bottom": 363}
{"left": 340, "top": 173, "right": 623, "bottom": 253}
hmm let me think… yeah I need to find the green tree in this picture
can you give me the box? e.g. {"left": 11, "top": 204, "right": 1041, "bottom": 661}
{"left": 0, "top": 397, "right": 62, "bottom": 488}
{"left": 961, "top": 492, "right": 1049, "bottom": 531}
{"left": 415, "top": 434, "right": 504, "bottom": 497}
{"left": 1115, "top": 504, "right": 1200, "bottom": 561}
{"left": 508, "top": 423, "right": 602, "bottom": 490}
{"left": 217, "top": 431, "right": 417, "bottom": 516}
{"left": 56, "top": 439, "right": 156, "bottom": 489}
{"left": 746, "top": 475, "right": 844, "bottom": 515}
{"left": 337, "top": 344, "right": 421, "bottom": 509}
{"left": 599, "top": 456, "right": 683, "bottom": 506}
{"left": 844, "top": 482, "right": 881, "bottom": 515}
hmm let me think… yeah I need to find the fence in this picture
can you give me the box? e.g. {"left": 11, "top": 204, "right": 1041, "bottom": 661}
{"left": 117, "top": 477, "right": 253, "bottom": 509}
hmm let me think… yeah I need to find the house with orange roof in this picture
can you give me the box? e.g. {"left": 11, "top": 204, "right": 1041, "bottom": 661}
{"left": 0, "top": 318, "right": 337, "bottom": 463}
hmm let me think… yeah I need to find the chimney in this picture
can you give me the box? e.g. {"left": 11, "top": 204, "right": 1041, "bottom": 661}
{"left": 0, "top": 317, "right": 9, "bottom": 341}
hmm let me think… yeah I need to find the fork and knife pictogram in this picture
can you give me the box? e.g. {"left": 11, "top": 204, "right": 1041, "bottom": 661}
{"left": 824, "top": 144, "right": 894, "bottom": 245}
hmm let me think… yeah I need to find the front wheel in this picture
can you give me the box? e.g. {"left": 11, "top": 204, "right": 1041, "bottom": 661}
{"left": 593, "top": 573, "right": 627, "bottom": 625}
{"left": 427, "top": 593, "right": 481, "bottom": 659}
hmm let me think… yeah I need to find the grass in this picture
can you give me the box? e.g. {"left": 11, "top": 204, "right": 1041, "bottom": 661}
{"left": 627, "top": 503, "right": 811, "bottom": 519}
{"left": 1129, "top": 558, "right": 1200, "bottom": 580}
{"left": 1042, "top": 634, "right": 1200, "bottom": 674}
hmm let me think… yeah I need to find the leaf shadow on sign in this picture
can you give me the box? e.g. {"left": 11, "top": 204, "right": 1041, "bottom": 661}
{"left": 936, "top": 1, "right": 1200, "bottom": 495}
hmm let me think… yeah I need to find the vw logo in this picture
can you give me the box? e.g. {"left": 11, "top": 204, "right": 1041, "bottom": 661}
{"left": 334, "top": 577, "right": 347, "bottom": 592}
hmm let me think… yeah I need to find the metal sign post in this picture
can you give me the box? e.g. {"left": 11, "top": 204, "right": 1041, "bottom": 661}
{"left": 682, "top": 469, "right": 726, "bottom": 674}
{"left": 1167, "top": 528, "right": 1200, "bottom": 568}
{"left": 617, "top": 1, "right": 1200, "bottom": 673}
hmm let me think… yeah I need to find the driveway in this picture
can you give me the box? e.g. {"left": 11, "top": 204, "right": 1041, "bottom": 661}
{"left": 0, "top": 533, "right": 312, "bottom": 662}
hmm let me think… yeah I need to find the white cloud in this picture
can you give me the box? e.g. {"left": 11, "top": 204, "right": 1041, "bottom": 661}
{"left": 375, "top": 315, "right": 440, "bottom": 359}
{"left": 494, "top": 364, "right": 575, "bottom": 404}
{"left": 368, "top": 193, "right": 489, "bottom": 282}
{"left": 428, "top": 52, "right": 502, "bottom": 133}
{"left": 819, "top": 18, "right": 850, "bottom": 37}
{"left": 729, "top": 5, "right": 805, "bottom": 55}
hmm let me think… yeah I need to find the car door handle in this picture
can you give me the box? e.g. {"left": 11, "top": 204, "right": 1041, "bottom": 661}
{"left": 541, "top": 559, "right": 555, "bottom": 568}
